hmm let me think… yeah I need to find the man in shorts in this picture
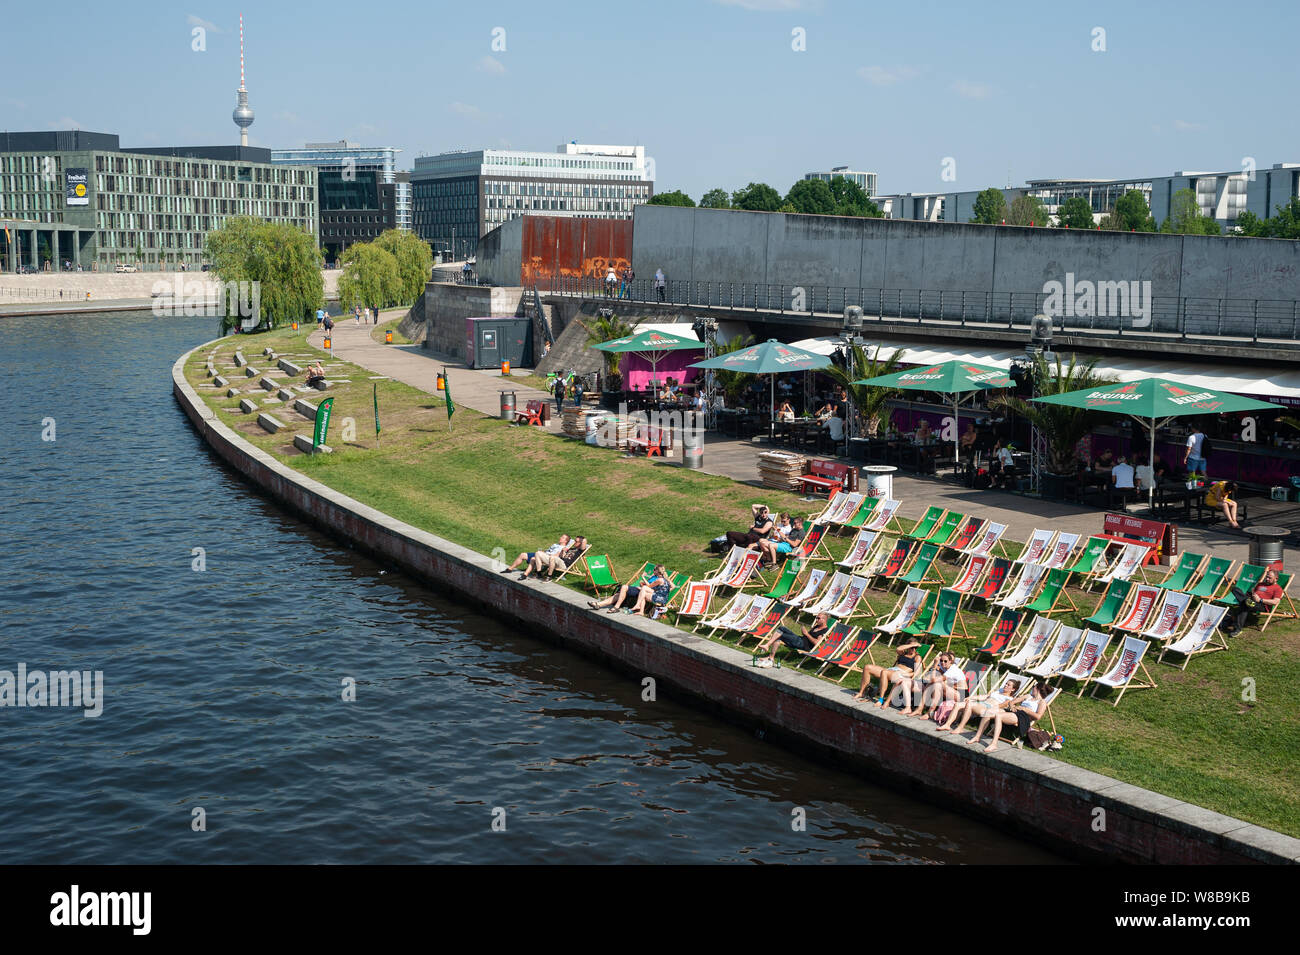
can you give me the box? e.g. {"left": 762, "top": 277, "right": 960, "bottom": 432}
{"left": 501, "top": 534, "right": 570, "bottom": 576}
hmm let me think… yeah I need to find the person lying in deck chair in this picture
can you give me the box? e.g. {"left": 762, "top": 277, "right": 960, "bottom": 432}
{"left": 935, "top": 678, "right": 1022, "bottom": 736}
{"left": 756, "top": 516, "right": 805, "bottom": 569}
{"left": 970, "top": 681, "right": 1048, "bottom": 752}
{"left": 522, "top": 536, "right": 587, "bottom": 582}
{"left": 726, "top": 504, "right": 774, "bottom": 550}
{"left": 626, "top": 565, "right": 673, "bottom": 618}
{"left": 304, "top": 362, "right": 326, "bottom": 388}
{"left": 754, "top": 612, "right": 829, "bottom": 669}
{"left": 1222, "top": 567, "right": 1283, "bottom": 636}
{"left": 587, "top": 564, "right": 668, "bottom": 615}
{"left": 502, "top": 534, "right": 570, "bottom": 576}
{"left": 907, "top": 651, "right": 966, "bottom": 720}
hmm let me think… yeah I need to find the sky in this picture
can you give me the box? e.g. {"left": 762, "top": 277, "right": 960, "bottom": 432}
{"left": 3, "top": 0, "right": 1297, "bottom": 200}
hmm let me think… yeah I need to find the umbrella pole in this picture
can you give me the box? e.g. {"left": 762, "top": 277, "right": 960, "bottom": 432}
{"left": 770, "top": 375, "right": 775, "bottom": 443}
{"left": 1149, "top": 419, "right": 1156, "bottom": 511}
{"left": 953, "top": 394, "right": 959, "bottom": 475}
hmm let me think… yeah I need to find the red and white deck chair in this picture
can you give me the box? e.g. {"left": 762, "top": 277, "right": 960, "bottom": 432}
{"left": 862, "top": 498, "right": 903, "bottom": 534}
{"left": 1041, "top": 532, "right": 1080, "bottom": 572}
{"left": 835, "top": 529, "right": 879, "bottom": 573}
{"left": 1002, "top": 615, "right": 1060, "bottom": 672}
{"left": 942, "top": 515, "right": 986, "bottom": 557}
{"left": 1011, "top": 528, "right": 1058, "bottom": 566}
{"left": 672, "top": 581, "right": 715, "bottom": 627}
{"left": 807, "top": 490, "right": 850, "bottom": 525}
{"left": 1138, "top": 590, "right": 1194, "bottom": 646}
{"left": 949, "top": 553, "right": 991, "bottom": 599}
{"left": 1110, "top": 584, "right": 1162, "bottom": 635}
{"left": 787, "top": 522, "right": 836, "bottom": 563}
{"left": 1024, "top": 625, "right": 1084, "bottom": 681}
{"left": 874, "top": 586, "right": 928, "bottom": 638}
{"left": 1157, "top": 602, "right": 1229, "bottom": 669}
{"left": 724, "top": 595, "right": 773, "bottom": 637}
{"left": 960, "top": 521, "right": 1007, "bottom": 559}
{"left": 994, "top": 562, "right": 1047, "bottom": 611}
{"left": 695, "top": 592, "right": 755, "bottom": 636}
{"left": 700, "top": 545, "right": 763, "bottom": 592}
{"left": 1090, "top": 635, "right": 1157, "bottom": 705}
{"left": 1055, "top": 629, "right": 1113, "bottom": 697}
{"left": 826, "top": 575, "right": 875, "bottom": 623}
{"left": 783, "top": 567, "right": 827, "bottom": 610}
{"left": 801, "top": 571, "right": 851, "bottom": 618}
{"left": 1090, "top": 541, "right": 1152, "bottom": 591}
{"left": 822, "top": 491, "right": 865, "bottom": 528}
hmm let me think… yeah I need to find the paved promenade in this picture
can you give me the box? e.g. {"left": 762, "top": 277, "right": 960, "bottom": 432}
{"left": 313, "top": 315, "right": 1256, "bottom": 563}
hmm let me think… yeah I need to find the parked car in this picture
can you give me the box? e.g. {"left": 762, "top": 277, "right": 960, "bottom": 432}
{"left": 115, "top": 264, "right": 139, "bottom": 273}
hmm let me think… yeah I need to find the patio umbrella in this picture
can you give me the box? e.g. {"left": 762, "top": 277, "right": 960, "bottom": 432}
{"left": 589, "top": 328, "right": 703, "bottom": 398}
{"left": 852, "top": 360, "right": 1014, "bottom": 467}
{"left": 1032, "top": 377, "right": 1282, "bottom": 509}
{"left": 689, "top": 339, "right": 832, "bottom": 441}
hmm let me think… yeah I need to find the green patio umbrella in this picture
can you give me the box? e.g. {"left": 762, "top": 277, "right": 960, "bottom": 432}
{"left": 590, "top": 327, "right": 703, "bottom": 398}
{"left": 689, "top": 339, "right": 832, "bottom": 440}
{"left": 1033, "top": 377, "right": 1282, "bottom": 508}
{"left": 852, "top": 360, "right": 1014, "bottom": 467}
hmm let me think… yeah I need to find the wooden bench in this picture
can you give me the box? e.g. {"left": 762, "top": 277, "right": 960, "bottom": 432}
{"left": 515, "top": 400, "right": 544, "bottom": 426}
{"left": 627, "top": 425, "right": 668, "bottom": 457}
{"left": 800, "top": 459, "right": 851, "bottom": 497}
{"left": 1194, "top": 494, "right": 1249, "bottom": 526}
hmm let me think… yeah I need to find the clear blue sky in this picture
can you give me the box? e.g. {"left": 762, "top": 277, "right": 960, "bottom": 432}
{"left": 3, "top": 0, "right": 1296, "bottom": 199}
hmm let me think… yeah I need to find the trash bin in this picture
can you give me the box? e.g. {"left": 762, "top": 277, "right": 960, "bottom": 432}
{"left": 1244, "top": 525, "right": 1288, "bottom": 570}
{"left": 499, "top": 390, "right": 516, "bottom": 421}
{"left": 680, "top": 412, "right": 704, "bottom": 470}
{"left": 862, "top": 465, "right": 897, "bottom": 499}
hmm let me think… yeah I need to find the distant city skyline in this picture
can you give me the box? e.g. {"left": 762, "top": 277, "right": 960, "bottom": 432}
{"left": 3, "top": 0, "right": 1297, "bottom": 202}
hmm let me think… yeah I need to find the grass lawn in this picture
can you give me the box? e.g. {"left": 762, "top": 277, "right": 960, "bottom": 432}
{"left": 371, "top": 318, "right": 413, "bottom": 346}
{"left": 186, "top": 325, "right": 1300, "bottom": 840}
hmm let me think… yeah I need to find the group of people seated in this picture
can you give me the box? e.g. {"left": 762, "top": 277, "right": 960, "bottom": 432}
{"left": 724, "top": 503, "right": 806, "bottom": 569}
{"left": 501, "top": 533, "right": 589, "bottom": 582}
{"left": 588, "top": 564, "right": 672, "bottom": 617}
{"left": 303, "top": 361, "right": 326, "bottom": 388}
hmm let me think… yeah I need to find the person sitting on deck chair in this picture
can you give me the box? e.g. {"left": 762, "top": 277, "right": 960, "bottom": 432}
{"left": 754, "top": 612, "right": 830, "bottom": 668}
{"left": 522, "top": 536, "right": 587, "bottom": 582}
{"left": 1205, "top": 480, "right": 1240, "bottom": 528}
{"left": 756, "top": 515, "right": 804, "bottom": 569}
{"left": 935, "top": 677, "right": 1022, "bottom": 736}
{"left": 970, "top": 681, "right": 1048, "bottom": 752}
{"left": 587, "top": 564, "right": 669, "bottom": 616}
{"left": 1222, "top": 567, "right": 1283, "bottom": 636}
{"left": 908, "top": 651, "right": 967, "bottom": 720}
{"left": 502, "top": 534, "right": 570, "bottom": 576}
{"left": 304, "top": 362, "right": 326, "bottom": 388}
{"left": 857, "top": 640, "right": 923, "bottom": 708}
{"left": 726, "top": 504, "right": 774, "bottom": 550}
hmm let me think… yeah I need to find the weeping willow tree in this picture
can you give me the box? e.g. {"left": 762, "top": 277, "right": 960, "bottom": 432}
{"left": 823, "top": 343, "right": 907, "bottom": 436}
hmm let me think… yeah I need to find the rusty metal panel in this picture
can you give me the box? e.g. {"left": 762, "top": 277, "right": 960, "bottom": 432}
{"left": 517, "top": 216, "right": 633, "bottom": 285}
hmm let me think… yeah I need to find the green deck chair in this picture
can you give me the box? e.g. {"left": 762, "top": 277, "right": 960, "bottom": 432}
{"left": 1217, "top": 563, "right": 1266, "bottom": 606}
{"left": 925, "top": 511, "right": 965, "bottom": 547}
{"left": 1084, "top": 578, "right": 1133, "bottom": 629}
{"left": 1066, "top": 536, "right": 1110, "bottom": 579}
{"left": 584, "top": 555, "right": 619, "bottom": 595}
{"left": 905, "top": 506, "right": 946, "bottom": 541}
{"left": 841, "top": 497, "right": 880, "bottom": 531}
{"left": 1186, "top": 557, "right": 1234, "bottom": 599}
{"left": 1155, "top": 552, "right": 1205, "bottom": 592}
{"left": 762, "top": 559, "right": 804, "bottom": 601}
{"left": 896, "top": 542, "right": 942, "bottom": 588}
{"left": 898, "top": 590, "right": 939, "bottom": 641}
{"left": 1022, "top": 567, "right": 1075, "bottom": 614}
{"left": 924, "top": 587, "right": 964, "bottom": 650}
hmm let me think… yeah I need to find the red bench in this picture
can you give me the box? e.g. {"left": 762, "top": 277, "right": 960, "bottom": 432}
{"left": 515, "top": 400, "right": 544, "bottom": 426}
{"left": 627, "top": 425, "right": 668, "bottom": 457}
{"left": 800, "top": 459, "right": 851, "bottom": 497}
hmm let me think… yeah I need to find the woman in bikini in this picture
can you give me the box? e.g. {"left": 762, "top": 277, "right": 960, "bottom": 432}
{"left": 856, "top": 639, "right": 922, "bottom": 708}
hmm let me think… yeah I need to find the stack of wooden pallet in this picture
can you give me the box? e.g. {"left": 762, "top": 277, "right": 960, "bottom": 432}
{"left": 561, "top": 407, "right": 601, "bottom": 439}
{"left": 758, "top": 451, "right": 806, "bottom": 491}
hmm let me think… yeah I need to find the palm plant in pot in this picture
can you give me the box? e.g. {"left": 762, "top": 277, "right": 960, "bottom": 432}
{"left": 580, "top": 311, "right": 635, "bottom": 404}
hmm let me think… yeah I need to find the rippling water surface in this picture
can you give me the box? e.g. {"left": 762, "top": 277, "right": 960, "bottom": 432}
{"left": 0, "top": 310, "right": 1062, "bottom": 864}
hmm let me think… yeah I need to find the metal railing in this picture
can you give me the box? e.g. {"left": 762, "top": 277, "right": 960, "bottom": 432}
{"left": 0, "top": 285, "right": 89, "bottom": 301}
{"left": 542, "top": 274, "right": 1300, "bottom": 343}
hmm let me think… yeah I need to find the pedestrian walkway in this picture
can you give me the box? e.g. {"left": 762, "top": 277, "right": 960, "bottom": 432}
{"left": 313, "top": 314, "right": 1255, "bottom": 563}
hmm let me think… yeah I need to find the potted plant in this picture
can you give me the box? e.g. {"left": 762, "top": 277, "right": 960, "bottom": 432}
{"left": 824, "top": 342, "right": 907, "bottom": 437}
{"left": 580, "top": 310, "right": 635, "bottom": 409}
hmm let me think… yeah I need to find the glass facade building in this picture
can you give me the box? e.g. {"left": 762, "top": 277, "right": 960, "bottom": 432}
{"left": 804, "top": 166, "right": 877, "bottom": 197}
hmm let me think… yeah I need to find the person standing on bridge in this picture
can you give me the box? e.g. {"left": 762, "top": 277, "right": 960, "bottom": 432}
{"left": 654, "top": 268, "right": 666, "bottom": 302}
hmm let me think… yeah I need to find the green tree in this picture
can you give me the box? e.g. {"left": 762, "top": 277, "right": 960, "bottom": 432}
{"left": 1161, "top": 188, "right": 1209, "bottom": 234}
{"left": 731, "top": 182, "right": 783, "bottom": 212}
{"left": 374, "top": 228, "right": 434, "bottom": 305}
{"left": 827, "top": 176, "right": 882, "bottom": 217}
{"left": 1115, "top": 189, "right": 1156, "bottom": 232}
{"left": 1006, "top": 195, "right": 1051, "bottom": 227}
{"left": 824, "top": 343, "right": 907, "bottom": 436}
{"left": 777, "top": 202, "right": 798, "bottom": 213}
{"left": 338, "top": 242, "right": 402, "bottom": 311}
{"left": 698, "top": 188, "right": 731, "bottom": 209}
{"left": 1233, "top": 210, "right": 1270, "bottom": 237}
{"left": 1097, "top": 209, "right": 1122, "bottom": 230}
{"left": 1267, "top": 196, "right": 1300, "bottom": 239}
{"left": 206, "top": 217, "right": 325, "bottom": 332}
{"left": 1056, "top": 196, "right": 1096, "bottom": 230}
{"left": 648, "top": 190, "right": 695, "bottom": 207}
{"left": 990, "top": 353, "right": 1114, "bottom": 475}
{"left": 970, "top": 187, "right": 1007, "bottom": 225}
{"left": 784, "top": 178, "right": 837, "bottom": 215}
{"left": 578, "top": 311, "right": 636, "bottom": 382}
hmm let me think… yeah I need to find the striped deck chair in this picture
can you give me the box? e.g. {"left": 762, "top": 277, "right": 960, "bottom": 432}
{"left": 835, "top": 530, "right": 879, "bottom": 572}
{"left": 1055, "top": 629, "right": 1112, "bottom": 697}
{"left": 1021, "top": 567, "right": 1076, "bottom": 614}
{"left": 1065, "top": 536, "right": 1114, "bottom": 582}
{"left": 783, "top": 567, "right": 827, "bottom": 609}
{"left": 1184, "top": 556, "right": 1235, "bottom": 600}
{"left": 854, "top": 538, "right": 895, "bottom": 588}
{"left": 923, "top": 587, "right": 965, "bottom": 650}
{"left": 875, "top": 586, "right": 930, "bottom": 638}
{"left": 841, "top": 496, "right": 881, "bottom": 532}
{"left": 815, "top": 491, "right": 864, "bottom": 528}
{"left": 905, "top": 505, "right": 947, "bottom": 541}
{"left": 1025, "top": 625, "right": 1084, "bottom": 680}
{"left": 1138, "top": 590, "right": 1194, "bottom": 645}
{"left": 1110, "top": 584, "right": 1162, "bottom": 634}
{"left": 1011, "top": 528, "right": 1057, "bottom": 565}
{"left": 1002, "top": 615, "right": 1060, "bottom": 671}
{"left": 959, "top": 661, "right": 991, "bottom": 698}
{"left": 1260, "top": 572, "right": 1298, "bottom": 631}
{"left": 827, "top": 575, "right": 876, "bottom": 622}
{"left": 723, "top": 596, "right": 773, "bottom": 637}
{"left": 1083, "top": 578, "right": 1134, "bottom": 629}
{"left": 699, "top": 546, "right": 747, "bottom": 587}
{"left": 925, "top": 511, "right": 965, "bottom": 547}
{"left": 823, "top": 628, "right": 881, "bottom": 683}
{"left": 960, "top": 521, "right": 1007, "bottom": 559}
{"left": 944, "top": 515, "right": 985, "bottom": 556}
{"left": 1090, "top": 635, "right": 1157, "bottom": 706}
{"left": 972, "top": 607, "right": 1023, "bottom": 659}
{"left": 1158, "top": 602, "right": 1229, "bottom": 669}
{"left": 787, "top": 521, "right": 836, "bottom": 563}
{"left": 695, "top": 593, "right": 754, "bottom": 635}
{"left": 1091, "top": 541, "right": 1152, "bottom": 589}
{"left": 1215, "top": 563, "right": 1266, "bottom": 607}
{"left": 960, "top": 557, "right": 1012, "bottom": 635}
{"left": 795, "top": 621, "right": 853, "bottom": 670}
{"left": 893, "top": 541, "right": 942, "bottom": 589}
{"left": 722, "top": 550, "right": 764, "bottom": 592}
{"left": 802, "top": 571, "right": 851, "bottom": 618}
{"left": 994, "top": 562, "right": 1048, "bottom": 610}
{"left": 863, "top": 498, "right": 903, "bottom": 534}
{"left": 1041, "top": 532, "right": 1080, "bottom": 572}
{"left": 950, "top": 553, "right": 991, "bottom": 598}
{"left": 1155, "top": 551, "right": 1206, "bottom": 592}
{"left": 672, "top": 581, "right": 715, "bottom": 626}
{"left": 761, "top": 559, "right": 805, "bottom": 601}
{"left": 877, "top": 537, "right": 918, "bottom": 587}
{"left": 582, "top": 555, "right": 620, "bottom": 596}
{"left": 807, "top": 490, "right": 850, "bottom": 525}
{"left": 737, "top": 601, "right": 790, "bottom": 648}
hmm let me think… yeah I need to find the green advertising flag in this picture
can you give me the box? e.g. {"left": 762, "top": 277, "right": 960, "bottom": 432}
{"left": 373, "top": 383, "right": 381, "bottom": 441}
{"left": 445, "top": 378, "right": 455, "bottom": 429}
{"left": 313, "top": 396, "right": 334, "bottom": 451}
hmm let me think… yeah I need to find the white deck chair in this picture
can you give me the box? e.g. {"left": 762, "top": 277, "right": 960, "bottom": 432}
{"left": 1093, "top": 542, "right": 1150, "bottom": 588}
{"left": 783, "top": 567, "right": 827, "bottom": 609}
{"left": 1056, "top": 629, "right": 1112, "bottom": 697}
{"left": 1158, "top": 602, "right": 1229, "bottom": 669}
{"left": 950, "top": 553, "right": 991, "bottom": 596}
{"left": 803, "top": 571, "right": 850, "bottom": 617}
{"left": 1090, "top": 635, "right": 1157, "bottom": 705}
{"left": 696, "top": 592, "right": 754, "bottom": 635}
{"left": 807, "top": 490, "right": 849, "bottom": 525}
{"left": 1111, "top": 584, "right": 1162, "bottom": 634}
{"left": 994, "top": 562, "right": 1047, "bottom": 610}
{"left": 726, "top": 596, "right": 772, "bottom": 634}
{"left": 1139, "top": 590, "right": 1194, "bottom": 644}
{"left": 863, "top": 498, "right": 902, "bottom": 533}
{"left": 827, "top": 575, "right": 873, "bottom": 620}
{"left": 699, "top": 546, "right": 746, "bottom": 586}
{"left": 856, "top": 539, "right": 895, "bottom": 586}
{"left": 825, "top": 492, "right": 865, "bottom": 526}
{"left": 875, "top": 586, "right": 928, "bottom": 636}
{"left": 1012, "top": 528, "right": 1058, "bottom": 565}
{"left": 1003, "top": 615, "right": 1060, "bottom": 671}
{"left": 836, "top": 530, "right": 879, "bottom": 571}
{"left": 1041, "top": 532, "right": 1080, "bottom": 571}
{"left": 673, "top": 581, "right": 715, "bottom": 624}
{"left": 960, "top": 521, "right": 1007, "bottom": 558}
{"left": 1025, "top": 625, "right": 1084, "bottom": 679}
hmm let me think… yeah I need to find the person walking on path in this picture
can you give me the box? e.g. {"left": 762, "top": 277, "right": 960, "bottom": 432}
{"left": 553, "top": 376, "right": 566, "bottom": 415}
{"left": 654, "top": 268, "right": 666, "bottom": 302}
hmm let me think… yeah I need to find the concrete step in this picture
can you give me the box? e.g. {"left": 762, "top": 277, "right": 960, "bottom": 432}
{"left": 293, "top": 433, "right": 331, "bottom": 454}
{"left": 238, "top": 398, "right": 258, "bottom": 414}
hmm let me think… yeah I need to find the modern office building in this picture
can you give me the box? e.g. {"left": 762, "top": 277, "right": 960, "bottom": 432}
{"left": 271, "top": 141, "right": 409, "bottom": 260}
{"left": 803, "top": 166, "right": 877, "bottom": 197}
{"left": 0, "top": 130, "right": 316, "bottom": 272}
{"left": 410, "top": 142, "right": 655, "bottom": 260}
{"left": 875, "top": 192, "right": 945, "bottom": 221}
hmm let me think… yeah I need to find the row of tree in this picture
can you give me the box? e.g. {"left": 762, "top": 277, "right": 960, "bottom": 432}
{"left": 336, "top": 230, "right": 434, "bottom": 312}
{"left": 649, "top": 176, "right": 883, "bottom": 218}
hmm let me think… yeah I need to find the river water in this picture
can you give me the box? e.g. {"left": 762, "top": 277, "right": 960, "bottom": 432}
{"left": 0, "top": 309, "right": 1061, "bottom": 864}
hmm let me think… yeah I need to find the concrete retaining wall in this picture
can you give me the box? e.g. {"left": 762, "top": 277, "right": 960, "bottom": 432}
{"left": 172, "top": 337, "right": 1300, "bottom": 865}
{"left": 419, "top": 282, "right": 525, "bottom": 359}
{"left": 0, "top": 268, "right": 339, "bottom": 303}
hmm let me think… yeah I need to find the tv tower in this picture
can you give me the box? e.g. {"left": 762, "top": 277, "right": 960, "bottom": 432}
{"left": 232, "top": 14, "right": 254, "bottom": 146}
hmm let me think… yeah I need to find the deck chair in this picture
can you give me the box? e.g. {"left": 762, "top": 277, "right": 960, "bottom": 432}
{"left": 960, "top": 521, "right": 1007, "bottom": 558}
{"left": 835, "top": 530, "right": 879, "bottom": 572}
{"left": 1185, "top": 557, "right": 1235, "bottom": 600}
{"left": 1021, "top": 567, "right": 1076, "bottom": 615}
{"left": 876, "top": 537, "right": 918, "bottom": 587}
{"left": 737, "top": 601, "right": 790, "bottom": 648}
{"left": 699, "top": 546, "right": 747, "bottom": 587}
{"left": 1155, "top": 552, "right": 1206, "bottom": 593}
{"left": 1090, "top": 635, "right": 1157, "bottom": 706}
{"left": 1260, "top": 572, "right": 1298, "bottom": 631}
{"left": 807, "top": 490, "right": 850, "bottom": 525}
{"left": 824, "top": 491, "right": 865, "bottom": 527}
{"left": 874, "top": 586, "right": 930, "bottom": 638}
{"left": 924, "top": 511, "right": 965, "bottom": 547}
{"left": 1065, "top": 536, "right": 1113, "bottom": 582}
{"left": 1025, "top": 625, "right": 1084, "bottom": 680}
{"left": 897, "top": 592, "right": 939, "bottom": 643}
{"left": 944, "top": 515, "right": 986, "bottom": 555}
{"left": 972, "top": 607, "right": 1023, "bottom": 659}
{"left": 724, "top": 596, "right": 773, "bottom": 636}
{"left": 923, "top": 587, "right": 966, "bottom": 650}
{"left": 823, "top": 628, "right": 881, "bottom": 683}
{"left": 545, "top": 544, "right": 592, "bottom": 584}
{"left": 826, "top": 575, "right": 876, "bottom": 622}
{"left": 1158, "top": 602, "right": 1229, "bottom": 669}
{"left": 721, "top": 550, "right": 764, "bottom": 591}
{"left": 994, "top": 562, "right": 1048, "bottom": 610}
{"left": 1110, "top": 584, "right": 1162, "bottom": 634}
{"left": 672, "top": 581, "right": 715, "bottom": 626}
{"left": 802, "top": 571, "right": 851, "bottom": 617}
{"left": 761, "top": 559, "right": 805, "bottom": 601}
{"left": 787, "top": 521, "right": 836, "bottom": 563}
{"left": 783, "top": 567, "right": 828, "bottom": 609}
{"left": 695, "top": 592, "right": 754, "bottom": 635}
{"left": 1055, "top": 629, "right": 1112, "bottom": 697}
{"left": 841, "top": 495, "right": 881, "bottom": 532}
{"left": 893, "top": 541, "right": 942, "bottom": 589}
{"left": 862, "top": 498, "right": 904, "bottom": 534}
{"left": 1216, "top": 563, "right": 1266, "bottom": 606}
{"left": 1041, "top": 532, "right": 1080, "bottom": 572}
{"left": 1002, "top": 615, "right": 1060, "bottom": 672}
{"left": 796, "top": 621, "right": 853, "bottom": 670}
{"left": 950, "top": 553, "right": 991, "bottom": 598}
{"left": 905, "top": 505, "right": 947, "bottom": 541}
{"left": 582, "top": 554, "right": 620, "bottom": 596}
{"left": 1083, "top": 578, "right": 1134, "bottom": 629}
{"left": 958, "top": 557, "right": 1012, "bottom": 634}
{"left": 1011, "top": 528, "right": 1057, "bottom": 565}
{"left": 1138, "top": 590, "right": 1194, "bottom": 645}
{"left": 1092, "top": 542, "right": 1152, "bottom": 589}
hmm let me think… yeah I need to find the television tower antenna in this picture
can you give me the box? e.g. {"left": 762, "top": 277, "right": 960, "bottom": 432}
{"left": 232, "top": 14, "right": 255, "bottom": 146}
